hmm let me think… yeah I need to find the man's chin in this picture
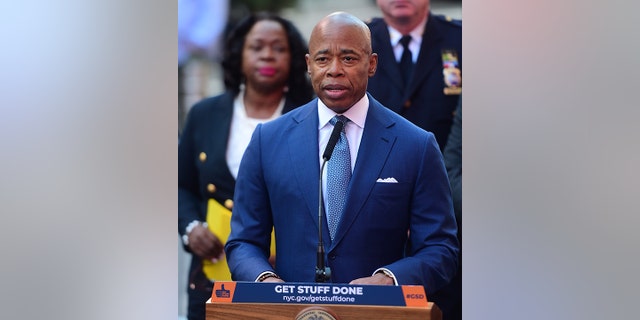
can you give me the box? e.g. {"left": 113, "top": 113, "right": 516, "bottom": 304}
{"left": 321, "top": 98, "right": 351, "bottom": 113}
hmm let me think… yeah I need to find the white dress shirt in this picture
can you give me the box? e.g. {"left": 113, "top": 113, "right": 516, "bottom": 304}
{"left": 226, "top": 91, "right": 284, "bottom": 179}
{"left": 387, "top": 15, "right": 427, "bottom": 63}
{"left": 317, "top": 95, "right": 369, "bottom": 213}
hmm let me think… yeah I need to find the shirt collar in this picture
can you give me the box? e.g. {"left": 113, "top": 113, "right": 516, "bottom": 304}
{"left": 317, "top": 94, "right": 368, "bottom": 130}
{"left": 388, "top": 15, "right": 427, "bottom": 48}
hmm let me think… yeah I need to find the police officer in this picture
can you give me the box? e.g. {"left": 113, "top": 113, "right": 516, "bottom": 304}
{"left": 367, "top": 1, "right": 462, "bottom": 319}
{"left": 367, "top": 0, "right": 461, "bottom": 152}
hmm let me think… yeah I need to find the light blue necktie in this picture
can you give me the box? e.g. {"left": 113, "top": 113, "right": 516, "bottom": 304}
{"left": 327, "top": 115, "right": 351, "bottom": 240}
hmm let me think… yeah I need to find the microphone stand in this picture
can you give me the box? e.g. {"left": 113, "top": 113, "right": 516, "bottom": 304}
{"left": 315, "top": 120, "right": 343, "bottom": 283}
{"left": 316, "top": 159, "right": 332, "bottom": 283}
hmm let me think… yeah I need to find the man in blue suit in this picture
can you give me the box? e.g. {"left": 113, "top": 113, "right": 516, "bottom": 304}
{"left": 225, "top": 12, "right": 458, "bottom": 296}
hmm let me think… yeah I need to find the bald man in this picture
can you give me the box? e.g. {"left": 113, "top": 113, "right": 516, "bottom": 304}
{"left": 226, "top": 12, "right": 458, "bottom": 293}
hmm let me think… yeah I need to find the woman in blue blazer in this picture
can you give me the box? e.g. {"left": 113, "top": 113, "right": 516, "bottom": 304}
{"left": 178, "top": 12, "right": 313, "bottom": 320}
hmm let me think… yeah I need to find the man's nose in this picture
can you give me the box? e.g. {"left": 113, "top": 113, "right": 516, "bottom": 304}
{"left": 327, "top": 59, "right": 343, "bottom": 76}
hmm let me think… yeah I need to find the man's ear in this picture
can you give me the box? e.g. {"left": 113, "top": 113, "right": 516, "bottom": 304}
{"left": 368, "top": 53, "right": 378, "bottom": 76}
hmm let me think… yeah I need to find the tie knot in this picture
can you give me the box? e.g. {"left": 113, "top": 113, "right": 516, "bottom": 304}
{"left": 330, "top": 115, "right": 349, "bottom": 129}
{"left": 399, "top": 35, "right": 412, "bottom": 49}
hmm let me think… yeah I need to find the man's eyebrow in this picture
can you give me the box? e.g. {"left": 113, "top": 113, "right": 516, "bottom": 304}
{"left": 340, "top": 48, "right": 358, "bottom": 55}
{"left": 311, "top": 48, "right": 362, "bottom": 57}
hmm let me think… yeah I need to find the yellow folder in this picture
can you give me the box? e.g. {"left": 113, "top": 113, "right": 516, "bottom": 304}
{"left": 202, "top": 199, "right": 275, "bottom": 280}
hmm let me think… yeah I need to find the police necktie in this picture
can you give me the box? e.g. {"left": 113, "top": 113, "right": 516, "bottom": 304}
{"left": 327, "top": 115, "right": 351, "bottom": 240}
{"left": 399, "top": 35, "right": 414, "bottom": 85}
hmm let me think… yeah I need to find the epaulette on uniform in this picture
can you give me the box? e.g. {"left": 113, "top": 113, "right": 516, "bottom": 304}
{"left": 433, "top": 14, "right": 462, "bottom": 28}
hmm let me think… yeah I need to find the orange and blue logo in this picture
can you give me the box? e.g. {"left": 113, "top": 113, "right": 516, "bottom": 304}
{"left": 211, "top": 281, "right": 236, "bottom": 302}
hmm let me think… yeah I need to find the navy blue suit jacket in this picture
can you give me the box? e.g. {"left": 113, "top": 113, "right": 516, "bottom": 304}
{"left": 179, "top": 91, "right": 301, "bottom": 242}
{"left": 367, "top": 13, "right": 462, "bottom": 151}
{"left": 178, "top": 91, "right": 301, "bottom": 288}
{"left": 225, "top": 94, "right": 459, "bottom": 294}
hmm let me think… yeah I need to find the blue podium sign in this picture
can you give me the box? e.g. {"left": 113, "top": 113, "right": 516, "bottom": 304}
{"left": 211, "top": 281, "right": 428, "bottom": 308}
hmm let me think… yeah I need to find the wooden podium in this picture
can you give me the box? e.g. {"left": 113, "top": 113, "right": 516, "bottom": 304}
{"left": 206, "top": 281, "right": 441, "bottom": 320}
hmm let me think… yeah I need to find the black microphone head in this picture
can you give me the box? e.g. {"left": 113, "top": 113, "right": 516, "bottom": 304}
{"left": 322, "top": 120, "right": 344, "bottom": 161}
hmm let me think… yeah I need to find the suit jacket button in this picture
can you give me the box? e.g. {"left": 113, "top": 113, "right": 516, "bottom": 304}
{"left": 328, "top": 254, "right": 336, "bottom": 260}
{"left": 403, "top": 100, "right": 411, "bottom": 108}
{"left": 224, "top": 199, "right": 233, "bottom": 209}
{"left": 199, "top": 152, "right": 207, "bottom": 162}
{"left": 207, "top": 183, "right": 216, "bottom": 193}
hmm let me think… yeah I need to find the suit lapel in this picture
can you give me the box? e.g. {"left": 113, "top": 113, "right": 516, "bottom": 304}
{"left": 408, "top": 14, "right": 443, "bottom": 96}
{"left": 331, "top": 96, "right": 396, "bottom": 247}
{"left": 205, "top": 92, "right": 237, "bottom": 182}
{"left": 288, "top": 99, "right": 322, "bottom": 229}
{"left": 371, "top": 22, "right": 405, "bottom": 95}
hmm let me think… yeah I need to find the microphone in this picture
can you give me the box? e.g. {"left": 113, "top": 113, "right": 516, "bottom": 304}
{"left": 316, "top": 119, "right": 343, "bottom": 282}
{"left": 323, "top": 120, "right": 344, "bottom": 161}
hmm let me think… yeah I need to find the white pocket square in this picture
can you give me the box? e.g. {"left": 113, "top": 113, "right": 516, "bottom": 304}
{"left": 376, "top": 177, "right": 398, "bottom": 183}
